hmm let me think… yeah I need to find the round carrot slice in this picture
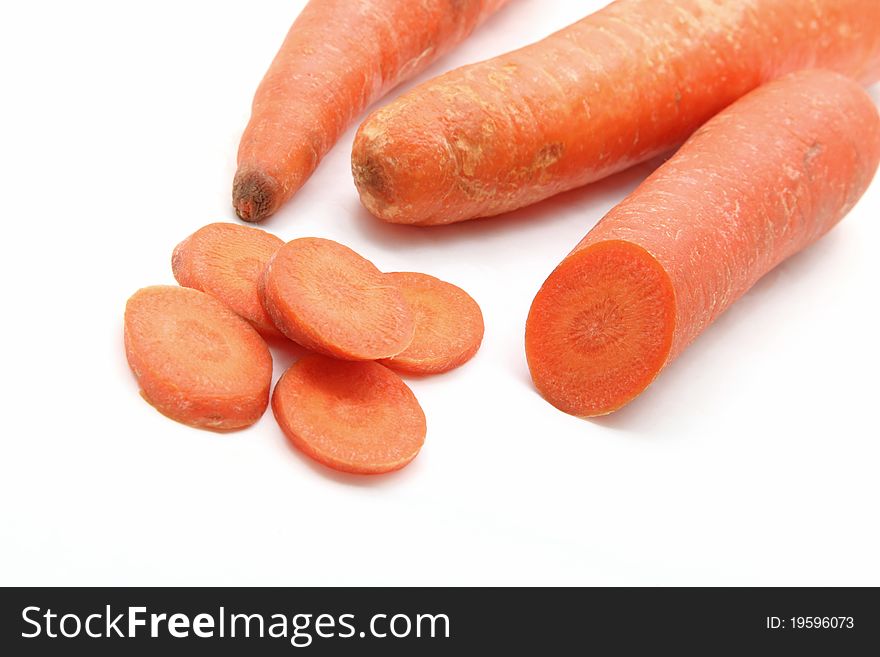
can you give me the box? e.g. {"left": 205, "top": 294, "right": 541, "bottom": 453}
{"left": 261, "top": 237, "right": 414, "bottom": 360}
{"left": 379, "top": 272, "right": 484, "bottom": 374}
{"left": 124, "top": 285, "right": 273, "bottom": 430}
{"left": 272, "top": 355, "right": 426, "bottom": 475}
{"left": 172, "top": 222, "right": 284, "bottom": 338}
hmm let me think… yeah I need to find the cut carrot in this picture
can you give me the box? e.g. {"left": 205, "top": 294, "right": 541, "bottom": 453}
{"left": 379, "top": 272, "right": 483, "bottom": 374}
{"left": 272, "top": 355, "right": 426, "bottom": 474}
{"left": 525, "top": 70, "right": 880, "bottom": 417}
{"left": 233, "top": 0, "right": 509, "bottom": 222}
{"left": 352, "top": 0, "right": 880, "bottom": 225}
{"left": 172, "top": 222, "right": 284, "bottom": 338}
{"left": 124, "top": 285, "right": 273, "bottom": 430}
{"left": 261, "top": 237, "right": 414, "bottom": 360}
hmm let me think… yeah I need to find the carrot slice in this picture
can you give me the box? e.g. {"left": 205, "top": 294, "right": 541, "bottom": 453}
{"left": 525, "top": 70, "right": 880, "bottom": 417}
{"left": 272, "top": 355, "right": 426, "bottom": 474}
{"left": 261, "top": 237, "right": 414, "bottom": 360}
{"left": 379, "top": 272, "right": 484, "bottom": 374}
{"left": 172, "top": 222, "right": 284, "bottom": 338}
{"left": 124, "top": 285, "right": 273, "bottom": 430}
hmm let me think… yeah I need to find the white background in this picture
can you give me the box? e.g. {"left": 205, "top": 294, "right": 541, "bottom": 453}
{"left": 2, "top": 0, "right": 878, "bottom": 586}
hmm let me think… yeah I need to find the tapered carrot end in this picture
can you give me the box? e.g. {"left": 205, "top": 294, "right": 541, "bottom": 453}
{"left": 352, "top": 115, "right": 451, "bottom": 225}
{"left": 233, "top": 168, "right": 282, "bottom": 223}
{"left": 351, "top": 140, "right": 396, "bottom": 221}
{"left": 525, "top": 240, "right": 676, "bottom": 417}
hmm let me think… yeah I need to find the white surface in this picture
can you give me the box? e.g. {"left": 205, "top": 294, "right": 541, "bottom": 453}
{"left": 1, "top": 0, "right": 879, "bottom": 586}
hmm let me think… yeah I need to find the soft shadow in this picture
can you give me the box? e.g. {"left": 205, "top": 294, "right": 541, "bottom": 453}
{"left": 266, "top": 335, "right": 311, "bottom": 378}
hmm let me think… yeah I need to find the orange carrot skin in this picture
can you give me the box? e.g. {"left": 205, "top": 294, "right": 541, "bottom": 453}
{"left": 353, "top": 0, "right": 880, "bottom": 225}
{"left": 172, "top": 222, "right": 284, "bottom": 339}
{"left": 124, "top": 286, "right": 273, "bottom": 430}
{"left": 234, "top": 0, "right": 508, "bottom": 222}
{"left": 526, "top": 70, "right": 880, "bottom": 417}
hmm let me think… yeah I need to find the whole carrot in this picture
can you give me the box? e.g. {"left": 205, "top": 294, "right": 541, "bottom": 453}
{"left": 234, "top": 0, "right": 509, "bottom": 223}
{"left": 525, "top": 70, "right": 880, "bottom": 417}
{"left": 352, "top": 0, "right": 880, "bottom": 225}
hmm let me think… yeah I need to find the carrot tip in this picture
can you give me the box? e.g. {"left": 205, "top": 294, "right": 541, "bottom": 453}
{"left": 525, "top": 240, "right": 676, "bottom": 417}
{"left": 233, "top": 168, "right": 281, "bottom": 223}
{"left": 352, "top": 147, "right": 395, "bottom": 221}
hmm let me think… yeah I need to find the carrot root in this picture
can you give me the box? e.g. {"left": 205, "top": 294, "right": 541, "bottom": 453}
{"left": 353, "top": 0, "right": 880, "bottom": 225}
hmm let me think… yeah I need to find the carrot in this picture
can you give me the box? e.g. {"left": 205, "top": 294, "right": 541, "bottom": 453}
{"left": 272, "top": 355, "right": 426, "bottom": 474}
{"left": 261, "top": 237, "right": 414, "bottom": 360}
{"left": 172, "top": 222, "right": 284, "bottom": 338}
{"left": 525, "top": 70, "right": 880, "bottom": 417}
{"left": 124, "top": 286, "right": 273, "bottom": 430}
{"left": 233, "top": 0, "right": 509, "bottom": 223}
{"left": 352, "top": 0, "right": 880, "bottom": 226}
{"left": 379, "top": 272, "right": 483, "bottom": 374}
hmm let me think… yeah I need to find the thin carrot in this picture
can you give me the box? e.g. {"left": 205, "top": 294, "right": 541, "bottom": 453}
{"left": 172, "top": 222, "right": 284, "bottom": 338}
{"left": 379, "top": 272, "right": 483, "bottom": 374}
{"left": 272, "top": 355, "right": 426, "bottom": 474}
{"left": 124, "top": 286, "right": 273, "bottom": 430}
{"left": 525, "top": 70, "right": 880, "bottom": 417}
{"left": 233, "top": 0, "right": 509, "bottom": 223}
{"left": 261, "top": 237, "right": 414, "bottom": 360}
{"left": 352, "top": 0, "right": 880, "bottom": 226}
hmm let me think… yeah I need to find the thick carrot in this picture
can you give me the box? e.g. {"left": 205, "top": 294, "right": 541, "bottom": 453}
{"left": 525, "top": 70, "right": 880, "bottom": 417}
{"left": 124, "top": 286, "right": 273, "bottom": 430}
{"left": 261, "top": 237, "right": 414, "bottom": 360}
{"left": 379, "top": 272, "right": 484, "bottom": 374}
{"left": 233, "top": 0, "right": 508, "bottom": 223}
{"left": 272, "top": 355, "right": 426, "bottom": 474}
{"left": 172, "top": 222, "right": 284, "bottom": 338}
{"left": 352, "top": 0, "right": 880, "bottom": 226}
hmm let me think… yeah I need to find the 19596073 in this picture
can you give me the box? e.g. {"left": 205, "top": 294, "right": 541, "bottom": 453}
{"left": 766, "top": 617, "right": 855, "bottom": 630}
